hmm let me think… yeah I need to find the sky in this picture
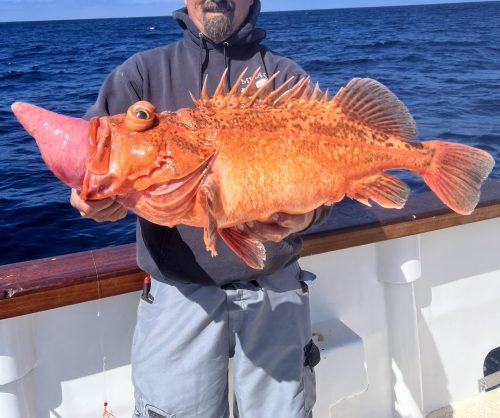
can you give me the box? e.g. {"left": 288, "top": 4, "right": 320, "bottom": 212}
{"left": 0, "top": 0, "right": 495, "bottom": 22}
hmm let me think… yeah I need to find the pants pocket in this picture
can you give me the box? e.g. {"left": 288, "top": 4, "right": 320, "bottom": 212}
{"left": 134, "top": 391, "right": 176, "bottom": 418}
{"left": 303, "top": 364, "right": 317, "bottom": 415}
{"left": 299, "top": 269, "right": 317, "bottom": 294}
{"left": 145, "top": 404, "right": 176, "bottom": 418}
{"left": 303, "top": 339, "right": 320, "bottom": 414}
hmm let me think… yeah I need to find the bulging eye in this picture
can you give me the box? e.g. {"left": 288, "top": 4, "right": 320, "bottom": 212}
{"left": 125, "top": 101, "right": 157, "bottom": 131}
{"left": 135, "top": 109, "right": 150, "bottom": 119}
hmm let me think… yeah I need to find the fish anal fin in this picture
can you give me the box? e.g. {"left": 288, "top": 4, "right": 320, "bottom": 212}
{"left": 349, "top": 173, "right": 410, "bottom": 209}
{"left": 218, "top": 228, "right": 266, "bottom": 270}
{"left": 334, "top": 78, "right": 418, "bottom": 141}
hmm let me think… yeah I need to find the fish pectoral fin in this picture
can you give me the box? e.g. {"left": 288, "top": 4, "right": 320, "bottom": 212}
{"left": 201, "top": 178, "right": 219, "bottom": 256}
{"left": 348, "top": 173, "right": 410, "bottom": 209}
{"left": 333, "top": 78, "right": 418, "bottom": 141}
{"left": 218, "top": 228, "right": 266, "bottom": 270}
{"left": 129, "top": 154, "right": 217, "bottom": 225}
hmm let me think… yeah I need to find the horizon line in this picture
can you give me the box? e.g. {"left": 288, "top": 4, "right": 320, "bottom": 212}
{"left": 1, "top": 0, "right": 497, "bottom": 24}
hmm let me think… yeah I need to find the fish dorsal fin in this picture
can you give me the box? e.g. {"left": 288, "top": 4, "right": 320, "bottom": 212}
{"left": 333, "top": 78, "right": 418, "bottom": 141}
{"left": 190, "top": 68, "right": 319, "bottom": 110}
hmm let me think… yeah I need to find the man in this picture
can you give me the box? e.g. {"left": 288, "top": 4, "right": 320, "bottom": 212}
{"left": 71, "top": 1, "right": 329, "bottom": 416}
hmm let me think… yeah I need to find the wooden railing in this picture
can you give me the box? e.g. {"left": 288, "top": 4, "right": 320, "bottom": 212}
{"left": 1, "top": 180, "right": 499, "bottom": 320}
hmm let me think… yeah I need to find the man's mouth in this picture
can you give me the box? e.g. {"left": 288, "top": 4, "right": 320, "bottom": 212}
{"left": 202, "top": 2, "right": 234, "bottom": 14}
{"left": 203, "top": 8, "right": 233, "bottom": 14}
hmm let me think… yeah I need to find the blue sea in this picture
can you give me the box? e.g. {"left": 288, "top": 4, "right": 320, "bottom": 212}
{"left": 1, "top": 1, "right": 499, "bottom": 265}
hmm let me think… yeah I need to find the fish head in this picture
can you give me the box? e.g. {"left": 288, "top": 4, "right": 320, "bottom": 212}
{"left": 12, "top": 100, "right": 216, "bottom": 202}
{"left": 82, "top": 101, "right": 216, "bottom": 200}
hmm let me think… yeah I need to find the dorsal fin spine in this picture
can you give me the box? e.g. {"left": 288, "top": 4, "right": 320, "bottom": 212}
{"left": 197, "top": 71, "right": 334, "bottom": 111}
{"left": 189, "top": 91, "right": 197, "bottom": 105}
{"left": 300, "top": 82, "right": 312, "bottom": 100}
{"left": 321, "top": 90, "right": 330, "bottom": 103}
{"left": 240, "top": 67, "right": 261, "bottom": 97}
{"left": 261, "top": 71, "right": 280, "bottom": 90}
{"left": 275, "top": 78, "right": 307, "bottom": 106}
{"left": 298, "top": 78, "right": 312, "bottom": 99}
{"left": 227, "top": 67, "right": 248, "bottom": 98}
{"left": 201, "top": 75, "right": 210, "bottom": 102}
{"left": 213, "top": 68, "right": 228, "bottom": 98}
{"left": 245, "top": 72, "right": 281, "bottom": 107}
{"left": 311, "top": 83, "right": 321, "bottom": 100}
{"left": 261, "top": 76, "right": 294, "bottom": 105}
{"left": 247, "top": 89, "right": 263, "bottom": 107}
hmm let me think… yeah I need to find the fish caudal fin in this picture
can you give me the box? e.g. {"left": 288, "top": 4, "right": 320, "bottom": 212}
{"left": 218, "top": 228, "right": 266, "bottom": 270}
{"left": 422, "top": 141, "right": 495, "bottom": 215}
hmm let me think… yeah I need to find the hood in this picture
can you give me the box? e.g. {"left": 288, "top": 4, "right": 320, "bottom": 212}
{"left": 173, "top": 0, "right": 266, "bottom": 48}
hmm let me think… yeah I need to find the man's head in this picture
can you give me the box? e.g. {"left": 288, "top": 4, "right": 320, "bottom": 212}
{"left": 184, "top": 0, "right": 254, "bottom": 43}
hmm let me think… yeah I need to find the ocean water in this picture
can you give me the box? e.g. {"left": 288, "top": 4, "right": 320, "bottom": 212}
{"left": 1, "top": 1, "right": 499, "bottom": 265}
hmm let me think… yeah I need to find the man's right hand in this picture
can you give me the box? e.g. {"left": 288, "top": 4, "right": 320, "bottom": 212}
{"left": 70, "top": 188, "right": 128, "bottom": 222}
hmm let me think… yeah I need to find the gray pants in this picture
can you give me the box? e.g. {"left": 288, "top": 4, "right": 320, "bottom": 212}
{"left": 132, "top": 262, "right": 316, "bottom": 418}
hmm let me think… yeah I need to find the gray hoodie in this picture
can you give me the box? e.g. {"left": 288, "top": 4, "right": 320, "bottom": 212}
{"left": 85, "top": 1, "right": 330, "bottom": 285}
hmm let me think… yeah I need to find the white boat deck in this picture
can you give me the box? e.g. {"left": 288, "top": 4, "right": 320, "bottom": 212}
{"left": 1, "top": 182, "right": 500, "bottom": 417}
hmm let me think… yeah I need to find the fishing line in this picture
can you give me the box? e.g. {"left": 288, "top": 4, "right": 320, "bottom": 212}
{"left": 91, "top": 250, "right": 114, "bottom": 417}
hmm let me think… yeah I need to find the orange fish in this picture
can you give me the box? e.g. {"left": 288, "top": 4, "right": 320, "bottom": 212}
{"left": 11, "top": 69, "right": 495, "bottom": 268}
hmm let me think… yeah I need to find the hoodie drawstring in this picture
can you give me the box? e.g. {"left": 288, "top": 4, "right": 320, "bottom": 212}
{"left": 198, "top": 33, "right": 206, "bottom": 97}
{"left": 223, "top": 41, "right": 230, "bottom": 88}
{"left": 197, "top": 33, "right": 232, "bottom": 97}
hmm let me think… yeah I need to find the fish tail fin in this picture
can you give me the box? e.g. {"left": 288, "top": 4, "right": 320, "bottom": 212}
{"left": 422, "top": 141, "right": 495, "bottom": 214}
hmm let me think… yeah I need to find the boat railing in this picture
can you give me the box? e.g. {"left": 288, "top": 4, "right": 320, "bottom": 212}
{"left": 1, "top": 180, "right": 499, "bottom": 320}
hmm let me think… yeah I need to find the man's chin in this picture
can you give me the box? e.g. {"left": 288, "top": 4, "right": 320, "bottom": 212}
{"left": 202, "top": 15, "right": 234, "bottom": 43}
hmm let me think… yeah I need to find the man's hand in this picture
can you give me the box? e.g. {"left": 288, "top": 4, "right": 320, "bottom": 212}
{"left": 70, "top": 188, "right": 128, "bottom": 222}
{"left": 237, "top": 211, "right": 315, "bottom": 242}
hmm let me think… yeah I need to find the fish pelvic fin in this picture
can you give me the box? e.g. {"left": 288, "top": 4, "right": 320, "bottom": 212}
{"left": 333, "top": 78, "right": 418, "bottom": 141}
{"left": 422, "top": 141, "right": 495, "bottom": 215}
{"left": 348, "top": 173, "right": 410, "bottom": 209}
{"left": 218, "top": 228, "right": 266, "bottom": 270}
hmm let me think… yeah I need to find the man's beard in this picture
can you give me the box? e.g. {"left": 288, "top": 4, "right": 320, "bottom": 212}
{"left": 202, "top": 0, "right": 236, "bottom": 43}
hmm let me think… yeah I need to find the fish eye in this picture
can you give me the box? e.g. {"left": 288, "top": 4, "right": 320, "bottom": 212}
{"left": 125, "top": 101, "right": 157, "bottom": 132}
{"left": 135, "top": 109, "right": 150, "bottom": 119}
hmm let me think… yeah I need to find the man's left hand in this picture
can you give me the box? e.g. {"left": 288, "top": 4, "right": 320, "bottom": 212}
{"left": 237, "top": 211, "right": 315, "bottom": 242}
